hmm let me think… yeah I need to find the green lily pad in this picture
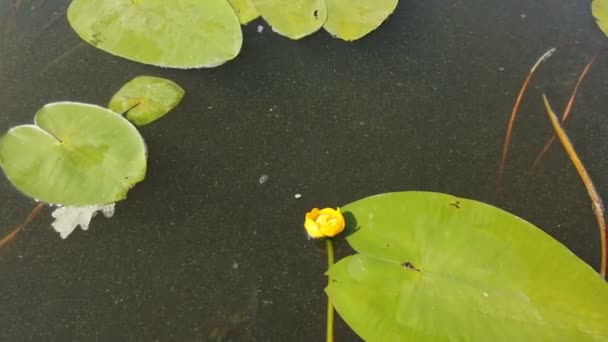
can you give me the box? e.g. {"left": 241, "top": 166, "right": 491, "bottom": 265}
{"left": 67, "top": 0, "right": 243, "bottom": 68}
{"left": 324, "top": 0, "right": 398, "bottom": 41}
{"left": 327, "top": 191, "right": 608, "bottom": 341}
{"left": 108, "top": 76, "right": 185, "bottom": 126}
{"left": 592, "top": 0, "right": 608, "bottom": 36}
{"left": 227, "top": 0, "right": 260, "bottom": 25}
{"left": 252, "top": 0, "right": 327, "bottom": 39}
{"left": 0, "top": 102, "right": 147, "bottom": 206}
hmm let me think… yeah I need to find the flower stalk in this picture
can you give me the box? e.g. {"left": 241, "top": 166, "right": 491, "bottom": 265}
{"left": 304, "top": 207, "right": 345, "bottom": 341}
{"left": 326, "top": 238, "right": 335, "bottom": 342}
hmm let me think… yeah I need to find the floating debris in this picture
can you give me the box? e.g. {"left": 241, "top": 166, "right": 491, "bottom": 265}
{"left": 258, "top": 174, "right": 269, "bottom": 184}
{"left": 51, "top": 203, "right": 115, "bottom": 239}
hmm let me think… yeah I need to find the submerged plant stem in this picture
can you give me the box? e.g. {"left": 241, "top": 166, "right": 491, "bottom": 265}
{"left": 39, "top": 41, "right": 85, "bottom": 75}
{"left": 326, "top": 238, "right": 335, "bottom": 342}
{"left": 0, "top": 202, "right": 45, "bottom": 250}
{"left": 542, "top": 95, "right": 607, "bottom": 278}
{"left": 531, "top": 54, "right": 597, "bottom": 175}
{"left": 31, "top": 12, "right": 66, "bottom": 48}
{"left": 497, "top": 47, "right": 556, "bottom": 191}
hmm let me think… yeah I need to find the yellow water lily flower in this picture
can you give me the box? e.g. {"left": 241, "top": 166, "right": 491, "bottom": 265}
{"left": 304, "top": 207, "right": 345, "bottom": 238}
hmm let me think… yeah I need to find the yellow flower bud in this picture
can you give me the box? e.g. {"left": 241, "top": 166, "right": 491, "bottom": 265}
{"left": 304, "top": 207, "right": 345, "bottom": 238}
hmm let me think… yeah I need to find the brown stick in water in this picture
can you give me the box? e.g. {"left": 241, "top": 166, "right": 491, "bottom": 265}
{"left": 496, "top": 47, "right": 556, "bottom": 192}
{"left": 541, "top": 94, "right": 606, "bottom": 278}
{"left": 0, "top": 203, "right": 45, "bottom": 250}
{"left": 530, "top": 54, "right": 597, "bottom": 176}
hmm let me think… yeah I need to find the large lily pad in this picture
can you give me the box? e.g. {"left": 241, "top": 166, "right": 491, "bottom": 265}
{"left": 592, "top": 0, "right": 608, "bottom": 36}
{"left": 324, "top": 0, "right": 398, "bottom": 41}
{"left": 67, "top": 0, "right": 243, "bottom": 68}
{"left": 327, "top": 191, "right": 608, "bottom": 341}
{"left": 0, "top": 102, "right": 147, "bottom": 206}
{"left": 227, "top": 0, "right": 260, "bottom": 25}
{"left": 252, "top": 0, "right": 327, "bottom": 39}
{"left": 108, "top": 76, "right": 185, "bottom": 126}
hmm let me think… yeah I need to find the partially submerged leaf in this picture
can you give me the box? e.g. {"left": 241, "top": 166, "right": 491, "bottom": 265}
{"left": 67, "top": 0, "right": 243, "bottom": 68}
{"left": 252, "top": 0, "right": 327, "bottom": 39}
{"left": 0, "top": 102, "right": 147, "bottom": 206}
{"left": 51, "top": 203, "right": 115, "bottom": 239}
{"left": 592, "top": 0, "right": 608, "bottom": 36}
{"left": 324, "top": 0, "right": 398, "bottom": 41}
{"left": 108, "top": 76, "right": 185, "bottom": 126}
{"left": 227, "top": 0, "right": 260, "bottom": 25}
{"left": 327, "top": 191, "right": 608, "bottom": 341}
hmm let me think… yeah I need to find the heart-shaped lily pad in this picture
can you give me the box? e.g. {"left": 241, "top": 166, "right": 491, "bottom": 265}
{"left": 324, "top": 0, "right": 398, "bottom": 41}
{"left": 327, "top": 191, "right": 608, "bottom": 341}
{"left": 108, "top": 76, "right": 185, "bottom": 126}
{"left": 0, "top": 102, "right": 147, "bottom": 206}
{"left": 67, "top": 0, "right": 243, "bottom": 68}
{"left": 252, "top": 0, "right": 327, "bottom": 39}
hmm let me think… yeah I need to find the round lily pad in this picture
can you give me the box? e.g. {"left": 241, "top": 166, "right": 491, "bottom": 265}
{"left": 108, "top": 76, "right": 185, "bottom": 126}
{"left": 324, "top": 0, "right": 398, "bottom": 41}
{"left": 227, "top": 0, "right": 260, "bottom": 25}
{"left": 0, "top": 102, "right": 147, "bottom": 206}
{"left": 67, "top": 0, "right": 243, "bottom": 68}
{"left": 327, "top": 191, "right": 608, "bottom": 341}
{"left": 252, "top": 0, "right": 327, "bottom": 39}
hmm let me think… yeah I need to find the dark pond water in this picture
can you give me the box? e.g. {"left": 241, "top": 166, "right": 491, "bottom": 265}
{"left": 1, "top": 0, "right": 607, "bottom": 340}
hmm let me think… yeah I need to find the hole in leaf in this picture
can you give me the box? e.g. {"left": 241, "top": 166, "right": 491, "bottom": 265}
{"left": 402, "top": 261, "right": 421, "bottom": 272}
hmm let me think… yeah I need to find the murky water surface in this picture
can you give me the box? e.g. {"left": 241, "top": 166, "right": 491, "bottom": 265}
{"left": 1, "top": 0, "right": 607, "bottom": 340}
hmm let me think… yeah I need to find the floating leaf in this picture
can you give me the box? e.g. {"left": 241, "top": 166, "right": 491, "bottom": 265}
{"left": 108, "top": 76, "right": 185, "bottom": 126}
{"left": 592, "top": 0, "right": 608, "bottom": 36}
{"left": 324, "top": 0, "right": 398, "bottom": 41}
{"left": 227, "top": 0, "right": 260, "bottom": 25}
{"left": 67, "top": 0, "right": 243, "bottom": 68}
{"left": 0, "top": 102, "right": 147, "bottom": 206}
{"left": 252, "top": 0, "right": 327, "bottom": 39}
{"left": 327, "top": 191, "right": 608, "bottom": 341}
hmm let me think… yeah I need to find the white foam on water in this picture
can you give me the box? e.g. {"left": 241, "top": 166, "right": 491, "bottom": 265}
{"left": 50, "top": 203, "right": 115, "bottom": 239}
